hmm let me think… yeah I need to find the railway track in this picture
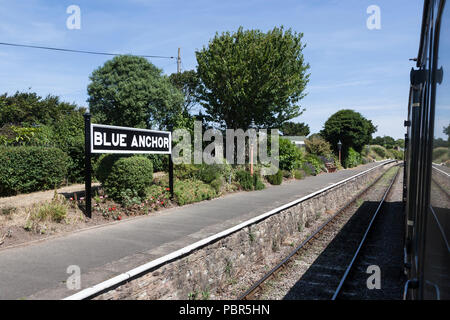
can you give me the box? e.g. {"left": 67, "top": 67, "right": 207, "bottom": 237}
{"left": 239, "top": 165, "right": 401, "bottom": 300}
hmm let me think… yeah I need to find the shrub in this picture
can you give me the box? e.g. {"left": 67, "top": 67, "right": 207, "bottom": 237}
{"left": 210, "top": 178, "right": 223, "bottom": 193}
{"left": 371, "top": 145, "right": 386, "bottom": 159}
{"left": 432, "top": 147, "right": 449, "bottom": 163}
{"left": 197, "top": 164, "right": 222, "bottom": 184}
{"left": 95, "top": 154, "right": 126, "bottom": 184}
{"left": 147, "top": 154, "right": 168, "bottom": 172}
{"left": 266, "top": 169, "right": 283, "bottom": 185}
{"left": 103, "top": 156, "right": 153, "bottom": 202}
{"left": 301, "top": 162, "right": 315, "bottom": 176}
{"left": 305, "top": 136, "right": 333, "bottom": 157}
{"left": 304, "top": 154, "right": 324, "bottom": 174}
{"left": 344, "top": 147, "right": 361, "bottom": 168}
{"left": 174, "top": 163, "right": 200, "bottom": 180}
{"left": 235, "top": 170, "right": 253, "bottom": 191}
{"left": 0, "top": 146, "right": 69, "bottom": 196}
{"left": 253, "top": 173, "right": 265, "bottom": 190}
{"left": 279, "top": 138, "right": 303, "bottom": 171}
{"left": 282, "top": 170, "right": 292, "bottom": 178}
{"left": 174, "top": 179, "right": 216, "bottom": 206}
{"left": 294, "top": 169, "right": 304, "bottom": 179}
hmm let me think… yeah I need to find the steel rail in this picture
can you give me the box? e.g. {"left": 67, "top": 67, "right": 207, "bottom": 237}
{"left": 239, "top": 165, "right": 399, "bottom": 300}
{"left": 331, "top": 167, "right": 400, "bottom": 300}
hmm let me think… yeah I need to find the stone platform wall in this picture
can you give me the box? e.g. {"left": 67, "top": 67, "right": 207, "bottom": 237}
{"left": 95, "top": 162, "right": 393, "bottom": 300}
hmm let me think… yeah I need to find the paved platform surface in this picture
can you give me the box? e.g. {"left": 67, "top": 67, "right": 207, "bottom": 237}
{"left": 0, "top": 161, "right": 389, "bottom": 300}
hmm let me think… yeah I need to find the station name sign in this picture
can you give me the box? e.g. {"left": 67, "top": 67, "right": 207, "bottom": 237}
{"left": 91, "top": 123, "right": 171, "bottom": 154}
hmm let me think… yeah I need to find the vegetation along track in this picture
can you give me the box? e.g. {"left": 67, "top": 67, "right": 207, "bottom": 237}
{"left": 239, "top": 165, "right": 404, "bottom": 300}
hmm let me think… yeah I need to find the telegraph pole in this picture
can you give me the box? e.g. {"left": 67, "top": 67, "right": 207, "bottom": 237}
{"left": 168, "top": 48, "right": 181, "bottom": 200}
{"left": 177, "top": 47, "right": 181, "bottom": 73}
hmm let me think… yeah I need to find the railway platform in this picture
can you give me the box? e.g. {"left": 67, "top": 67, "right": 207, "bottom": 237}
{"left": 0, "top": 161, "right": 391, "bottom": 300}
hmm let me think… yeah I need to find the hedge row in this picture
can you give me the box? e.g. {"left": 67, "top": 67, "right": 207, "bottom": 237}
{"left": 0, "top": 146, "right": 69, "bottom": 196}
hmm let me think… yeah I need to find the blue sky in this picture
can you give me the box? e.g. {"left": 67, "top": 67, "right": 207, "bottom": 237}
{"left": 0, "top": 0, "right": 423, "bottom": 138}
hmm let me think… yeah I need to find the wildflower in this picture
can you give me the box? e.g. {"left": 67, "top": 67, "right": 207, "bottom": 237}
{"left": 166, "top": 188, "right": 170, "bottom": 191}
{"left": 117, "top": 215, "right": 122, "bottom": 221}
{"left": 108, "top": 208, "right": 112, "bottom": 212}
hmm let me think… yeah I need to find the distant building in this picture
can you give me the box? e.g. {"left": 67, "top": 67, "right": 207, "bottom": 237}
{"left": 282, "top": 136, "right": 307, "bottom": 149}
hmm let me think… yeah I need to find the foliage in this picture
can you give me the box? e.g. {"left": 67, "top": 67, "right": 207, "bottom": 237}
{"left": 321, "top": 109, "right": 376, "bottom": 161}
{"left": 103, "top": 156, "right": 153, "bottom": 203}
{"left": 294, "top": 169, "right": 304, "bottom": 179}
{"left": 0, "top": 92, "right": 87, "bottom": 183}
{"left": 305, "top": 136, "right": 333, "bottom": 157}
{"left": 235, "top": 170, "right": 254, "bottom": 191}
{"left": 0, "top": 146, "right": 69, "bottom": 196}
{"left": 173, "top": 179, "right": 216, "bottom": 206}
{"left": 304, "top": 154, "right": 325, "bottom": 174}
{"left": 95, "top": 154, "right": 126, "bottom": 184}
{"left": 146, "top": 154, "right": 169, "bottom": 172}
{"left": 169, "top": 70, "right": 201, "bottom": 114}
{"left": 281, "top": 121, "right": 310, "bottom": 136}
{"left": 174, "top": 163, "right": 200, "bottom": 180}
{"left": 87, "top": 55, "right": 184, "bottom": 129}
{"left": 24, "top": 193, "right": 68, "bottom": 233}
{"left": 372, "top": 136, "right": 396, "bottom": 149}
{"left": 197, "top": 164, "right": 223, "bottom": 183}
{"left": 371, "top": 145, "right": 386, "bottom": 159}
{"left": 279, "top": 137, "right": 303, "bottom": 171}
{"left": 253, "top": 173, "right": 265, "bottom": 190}
{"left": 344, "top": 147, "right": 361, "bottom": 168}
{"left": 301, "top": 162, "right": 315, "bottom": 176}
{"left": 0, "top": 91, "right": 80, "bottom": 127}
{"left": 210, "top": 178, "right": 223, "bottom": 193}
{"left": 196, "top": 26, "right": 310, "bottom": 130}
{"left": 433, "top": 147, "right": 450, "bottom": 163}
{"left": 266, "top": 169, "right": 283, "bottom": 185}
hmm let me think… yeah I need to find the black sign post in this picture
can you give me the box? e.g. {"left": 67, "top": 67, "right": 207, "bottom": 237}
{"left": 84, "top": 113, "right": 92, "bottom": 218}
{"left": 84, "top": 116, "right": 173, "bottom": 218}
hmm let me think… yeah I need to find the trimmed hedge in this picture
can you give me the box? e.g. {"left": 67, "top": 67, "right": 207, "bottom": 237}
{"left": 0, "top": 146, "right": 69, "bottom": 196}
{"left": 95, "top": 154, "right": 125, "bottom": 184}
{"left": 103, "top": 156, "right": 153, "bottom": 202}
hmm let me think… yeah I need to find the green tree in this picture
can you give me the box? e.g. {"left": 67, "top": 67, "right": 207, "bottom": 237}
{"left": 281, "top": 121, "right": 310, "bottom": 136}
{"left": 196, "top": 26, "right": 310, "bottom": 130}
{"left": 87, "top": 55, "right": 183, "bottom": 129}
{"left": 395, "top": 138, "right": 405, "bottom": 149}
{"left": 169, "top": 70, "right": 200, "bottom": 114}
{"left": 444, "top": 124, "right": 450, "bottom": 142}
{"left": 372, "top": 135, "right": 395, "bottom": 149}
{"left": 0, "top": 91, "right": 78, "bottom": 127}
{"left": 321, "top": 109, "right": 376, "bottom": 159}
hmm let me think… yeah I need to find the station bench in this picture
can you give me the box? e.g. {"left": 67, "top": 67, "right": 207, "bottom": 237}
{"left": 325, "top": 162, "right": 337, "bottom": 173}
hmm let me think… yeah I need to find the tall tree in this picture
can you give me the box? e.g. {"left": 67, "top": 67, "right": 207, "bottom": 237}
{"left": 87, "top": 55, "right": 183, "bottom": 129}
{"left": 281, "top": 121, "right": 310, "bottom": 136}
{"left": 169, "top": 70, "right": 200, "bottom": 114}
{"left": 321, "top": 109, "right": 376, "bottom": 158}
{"left": 196, "top": 26, "right": 310, "bottom": 130}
